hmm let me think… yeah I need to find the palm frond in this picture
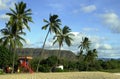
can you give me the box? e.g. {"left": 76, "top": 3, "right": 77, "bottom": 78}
{"left": 53, "top": 39, "right": 57, "bottom": 46}
{"left": 43, "top": 19, "right": 49, "bottom": 23}
{"left": 24, "top": 22, "right": 31, "bottom": 31}
{"left": 25, "top": 9, "right": 31, "bottom": 13}
{"left": 10, "top": 8, "right": 17, "bottom": 15}
{"left": 42, "top": 24, "right": 49, "bottom": 30}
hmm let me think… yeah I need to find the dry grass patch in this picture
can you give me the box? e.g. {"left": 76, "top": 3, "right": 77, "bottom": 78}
{"left": 0, "top": 72, "right": 120, "bottom": 79}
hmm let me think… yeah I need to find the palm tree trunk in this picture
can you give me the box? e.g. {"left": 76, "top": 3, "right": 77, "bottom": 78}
{"left": 57, "top": 46, "right": 61, "bottom": 65}
{"left": 58, "top": 46, "right": 61, "bottom": 59}
{"left": 36, "top": 30, "right": 50, "bottom": 72}
{"left": 12, "top": 48, "right": 16, "bottom": 73}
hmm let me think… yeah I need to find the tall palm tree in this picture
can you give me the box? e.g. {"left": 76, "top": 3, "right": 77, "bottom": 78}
{"left": 0, "top": 1, "right": 32, "bottom": 73}
{"left": 53, "top": 26, "right": 74, "bottom": 58}
{"left": 0, "top": 24, "right": 26, "bottom": 73}
{"left": 36, "top": 14, "right": 61, "bottom": 72}
{"left": 6, "top": 1, "right": 33, "bottom": 32}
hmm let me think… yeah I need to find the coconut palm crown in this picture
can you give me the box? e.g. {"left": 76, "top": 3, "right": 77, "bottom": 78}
{"left": 6, "top": 1, "right": 33, "bottom": 32}
{"left": 53, "top": 26, "right": 74, "bottom": 50}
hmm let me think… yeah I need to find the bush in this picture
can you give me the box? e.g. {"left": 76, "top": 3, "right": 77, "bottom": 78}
{"left": 29, "top": 58, "right": 39, "bottom": 71}
{"left": 53, "top": 68, "right": 64, "bottom": 72}
{"left": 0, "top": 69, "right": 4, "bottom": 74}
{"left": 38, "top": 65, "right": 50, "bottom": 72}
{"left": 67, "top": 61, "right": 77, "bottom": 71}
{"left": 0, "top": 46, "right": 13, "bottom": 67}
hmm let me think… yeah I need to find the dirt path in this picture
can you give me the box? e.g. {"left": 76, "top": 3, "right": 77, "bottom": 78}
{"left": 0, "top": 72, "right": 120, "bottom": 79}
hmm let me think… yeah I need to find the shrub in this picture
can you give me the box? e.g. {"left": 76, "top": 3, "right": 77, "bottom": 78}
{"left": 0, "top": 69, "right": 4, "bottom": 74}
{"left": 39, "top": 65, "right": 50, "bottom": 72}
{"left": 29, "top": 58, "right": 39, "bottom": 71}
{"left": 0, "top": 46, "right": 13, "bottom": 67}
{"left": 53, "top": 68, "right": 64, "bottom": 72}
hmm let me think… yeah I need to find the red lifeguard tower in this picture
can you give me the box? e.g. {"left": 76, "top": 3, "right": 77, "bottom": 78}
{"left": 18, "top": 56, "right": 33, "bottom": 73}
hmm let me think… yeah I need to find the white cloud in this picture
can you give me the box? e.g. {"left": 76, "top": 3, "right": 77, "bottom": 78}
{"left": 0, "top": 14, "right": 9, "bottom": 21}
{"left": 0, "top": 0, "right": 6, "bottom": 10}
{"left": 44, "top": 32, "right": 106, "bottom": 52}
{"left": 81, "top": 5, "right": 96, "bottom": 13}
{"left": 94, "top": 43, "right": 112, "bottom": 50}
{"left": 0, "top": 0, "right": 15, "bottom": 10}
{"left": 89, "top": 36, "right": 108, "bottom": 44}
{"left": 73, "top": 5, "right": 96, "bottom": 14}
{"left": 93, "top": 43, "right": 120, "bottom": 58}
{"left": 101, "top": 12, "right": 120, "bottom": 33}
{"left": 44, "top": 32, "right": 109, "bottom": 52}
{"left": 25, "top": 39, "right": 31, "bottom": 45}
{"left": 33, "top": 32, "right": 119, "bottom": 58}
{"left": 43, "top": 32, "right": 82, "bottom": 51}
{"left": 98, "top": 50, "right": 120, "bottom": 58}
{"left": 48, "top": 3, "right": 64, "bottom": 12}
{"left": 23, "top": 39, "right": 39, "bottom": 48}
{"left": 0, "top": 0, "right": 16, "bottom": 21}
{"left": 101, "top": 44, "right": 112, "bottom": 50}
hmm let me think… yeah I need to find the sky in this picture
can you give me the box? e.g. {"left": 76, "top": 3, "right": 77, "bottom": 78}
{"left": 0, "top": 0, "right": 120, "bottom": 58}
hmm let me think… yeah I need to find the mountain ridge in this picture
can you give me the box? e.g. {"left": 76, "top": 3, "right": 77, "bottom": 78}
{"left": 16, "top": 48, "right": 76, "bottom": 60}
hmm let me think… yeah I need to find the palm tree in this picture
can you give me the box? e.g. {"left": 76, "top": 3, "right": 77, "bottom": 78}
{"left": 78, "top": 37, "right": 91, "bottom": 59}
{"left": 78, "top": 37, "right": 91, "bottom": 52}
{"left": 0, "top": 24, "right": 26, "bottom": 73}
{"left": 77, "top": 37, "right": 91, "bottom": 65}
{"left": 53, "top": 26, "right": 74, "bottom": 58}
{"left": 0, "top": 1, "right": 32, "bottom": 73}
{"left": 85, "top": 49, "right": 97, "bottom": 62}
{"left": 91, "top": 49, "right": 98, "bottom": 62}
{"left": 6, "top": 1, "right": 33, "bottom": 32}
{"left": 84, "top": 49, "right": 98, "bottom": 70}
{"left": 36, "top": 14, "right": 61, "bottom": 72}
{"left": 76, "top": 50, "right": 84, "bottom": 61}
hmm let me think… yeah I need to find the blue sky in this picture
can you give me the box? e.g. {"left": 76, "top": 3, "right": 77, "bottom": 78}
{"left": 0, "top": 0, "right": 120, "bottom": 58}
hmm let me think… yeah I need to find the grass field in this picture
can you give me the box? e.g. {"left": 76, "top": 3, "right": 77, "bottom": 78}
{"left": 0, "top": 72, "right": 120, "bottom": 79}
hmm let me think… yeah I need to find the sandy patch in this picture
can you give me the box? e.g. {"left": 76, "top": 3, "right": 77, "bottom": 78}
{"left": 0, "top": 72, "right": 120, "bottom": 79}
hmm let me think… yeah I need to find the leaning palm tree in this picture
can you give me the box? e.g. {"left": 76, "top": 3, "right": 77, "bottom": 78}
{"left": 53, "top": 26, "right": 74, "bottom": 58}
{"left": 36, "top": 14, "right": 61, "bottom": 72}
{"left": 6, "top": 1, "right": 33, "bottom": 32}
{"left": 0, "top": 24, "right": 26, "bottom": 73}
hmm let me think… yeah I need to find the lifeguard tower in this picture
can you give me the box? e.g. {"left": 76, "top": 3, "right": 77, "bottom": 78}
{"left": 18, "top": 56, "right": 33, "bottom": 73}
